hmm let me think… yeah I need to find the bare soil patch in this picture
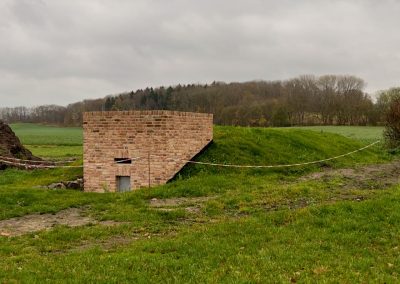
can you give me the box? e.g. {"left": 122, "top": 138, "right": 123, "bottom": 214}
{"left": 149, "top": 196, "right": 213, "bottom": 207}
{"left": 302, "top": 160, "right": 400, "bottom": 189}
{"left": 0, "top": 208, "right": 125, "bottom": 237}
{"left": 149, "top": 196, "right": 214, "bottom": 214}
{"left": 66, "top": 235, "right": 140, "bottom": 254}
{"left": 55, "top": 230, "right": 179, "bottom": 255}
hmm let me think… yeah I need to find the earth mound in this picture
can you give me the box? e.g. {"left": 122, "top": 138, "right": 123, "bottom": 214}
{"left": 0, "top": 121, "right": 39, "bottom": 168}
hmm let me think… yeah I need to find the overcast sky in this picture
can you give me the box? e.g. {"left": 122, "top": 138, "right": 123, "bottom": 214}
{"left": 0, "top": 0, "right": 399, "bottom": 107}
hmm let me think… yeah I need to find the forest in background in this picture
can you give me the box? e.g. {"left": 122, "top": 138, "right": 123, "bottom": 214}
{"left": 0, "top": 74, "right": 397, "bottom": 127}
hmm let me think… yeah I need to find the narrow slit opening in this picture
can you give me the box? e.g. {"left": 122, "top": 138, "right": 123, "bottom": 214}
{"left": 114, "top": 158, "right": 132, "bottom": 164}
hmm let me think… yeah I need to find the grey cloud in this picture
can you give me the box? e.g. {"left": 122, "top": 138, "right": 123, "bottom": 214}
{"left": 0, "top": 0, "right": 400, "bottom": 107}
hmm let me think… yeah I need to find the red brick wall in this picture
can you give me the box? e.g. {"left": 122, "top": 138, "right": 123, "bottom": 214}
{"left": 83, "top": 110, "right": 213, "bottom": 192}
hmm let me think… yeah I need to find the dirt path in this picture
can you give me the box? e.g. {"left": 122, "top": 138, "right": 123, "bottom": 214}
{"left": 0, "top": 208, "right": 124, "bottom": 237}
{"left": 301, "top": 160, "right": 400, "bottom": 189}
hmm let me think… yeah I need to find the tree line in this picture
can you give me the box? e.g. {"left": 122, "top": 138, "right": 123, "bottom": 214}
{"left": 0, "top": 75, "right": 396, "bottom": 127}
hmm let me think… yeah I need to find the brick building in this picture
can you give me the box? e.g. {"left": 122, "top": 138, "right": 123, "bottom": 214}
{"left": 83, "top": 110, "right": 213, "bottom": 192}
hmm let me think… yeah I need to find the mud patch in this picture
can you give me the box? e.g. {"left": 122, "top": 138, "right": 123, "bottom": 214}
{"left": 54, "top": 230, "right": 179, "bottom": 255}
{"left": 302, "top": 160, "right": 400, "bottom": 189}
{"left": 66, "top": 235, "right": 139, "bottom": 254}
{"left": 149, "top": 196, "right": 213, "bottom": 207}
{"left": 0, "top": 208, "right": 126, "bottom": 237}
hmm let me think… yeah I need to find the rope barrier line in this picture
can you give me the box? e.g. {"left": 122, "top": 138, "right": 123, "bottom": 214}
{"left": 0, "top": 159, "right": 83, "bottom": 169}
{"left": 0, "top": 140, "right": 381, "bottom": 169}
{"left": 0, "top": 155, "right": 77, "bottom": 164}
{"left": 180, "top": 140, "right": 381, "bottom": 168}
{"left": 0, "top": 156, "right": 142, "bottom": 169}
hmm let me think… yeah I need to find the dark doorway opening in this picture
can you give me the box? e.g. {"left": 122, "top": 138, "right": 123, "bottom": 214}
{"left": 116, "top": 176, "right": 131, "bottom": 192}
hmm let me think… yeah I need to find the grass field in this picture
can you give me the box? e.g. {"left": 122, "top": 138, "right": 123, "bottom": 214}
{"left": 11, "top": 123, "right": 83, "bottom": 159}
{"left": 1, "top": 124, "right": 399, "bottom": 282}
{"left": 289, "top": 126, "right": 384, "bottom": 142}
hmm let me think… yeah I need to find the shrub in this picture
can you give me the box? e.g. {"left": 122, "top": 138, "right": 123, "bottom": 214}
{"left": 384, "top": 97, "right": 400, "bottom": 149}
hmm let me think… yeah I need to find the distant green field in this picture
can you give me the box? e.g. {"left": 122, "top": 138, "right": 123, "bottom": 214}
{"left": 8, "top": 123, "right": 384, "bottom": 160}
{"left": 10, "top": 123, "right": 384, "bottom": 146}
{"left": 288, "top": 126, "right": 384, "bottom": 142}
{"left": 10, "top": 123, "right": 83, "bottom": 146}
{"left": 10, "top": 123, "right": 83, "bottom": 159}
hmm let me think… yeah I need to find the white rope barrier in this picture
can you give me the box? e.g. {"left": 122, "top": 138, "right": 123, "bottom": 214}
{"left": 179, "top": 140, "right": 381, "bottom": 168}
{"left": 0, "top": 159, "right": 83, "bottom": 169}
{"left": 0, "top": 155, "right": 77, "bottom": 164}
{"left": 0, "top": 140, "right": 381, "bottom": 170}
{"left": 0, "top": 156, "right": 142, "bottom": 169}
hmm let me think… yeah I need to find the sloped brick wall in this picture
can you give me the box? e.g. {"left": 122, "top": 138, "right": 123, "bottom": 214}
{"left": 83, "top": 110, "right": 213, "bottom": 192}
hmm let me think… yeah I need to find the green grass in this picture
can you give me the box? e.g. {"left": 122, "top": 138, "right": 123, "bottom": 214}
{"left": 10, "top": 123, "right": 83, "bottom": 159}
{"left": 0, "top": 124, "right": 399, "bottom": 282}
{"left": 177, "top": 126, "right": 387, "bottom": 180}
{"left": 11, "top": 123, "right": 83, "bottom": 146}
{"left": 289, "top": 126, "right": 384, "bottom": 142}
{"left": 24, "top": 145, "right": 83, "bottom": 159}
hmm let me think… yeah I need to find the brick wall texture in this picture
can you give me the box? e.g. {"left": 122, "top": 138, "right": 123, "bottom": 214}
{"left": 83, "top": 110, "right": 213, "bottom": 192}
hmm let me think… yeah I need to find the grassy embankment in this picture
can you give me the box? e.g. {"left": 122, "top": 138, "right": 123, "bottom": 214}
{"left": 0, "top": 124, "right": 399, "bottom": 282}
